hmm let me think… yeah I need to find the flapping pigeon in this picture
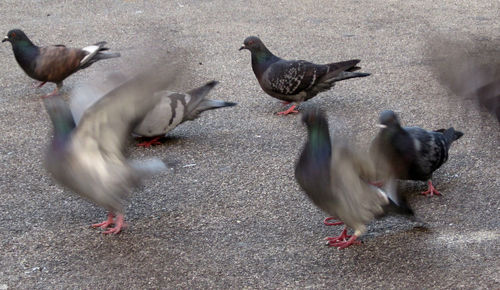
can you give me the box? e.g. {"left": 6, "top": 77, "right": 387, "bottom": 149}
{"left": 43, "top": 65, "right": 179, "bottom": 234}
{"left": 370, "top": 110, "right": 463, "bottom": 197}
{"left": 239, "top": 36, "right": 370, "bottom": 115}
{"left": 3, "top": 29, "right": 120, "bottom": 98}
{"left": 428, "top": 38, "right": 500, "bottom": 123}
{"left": 295, "top": 108, "right": 413, "bottom": 249}
{"left": 70, "top": 73, "right": 237, "bottom": 147}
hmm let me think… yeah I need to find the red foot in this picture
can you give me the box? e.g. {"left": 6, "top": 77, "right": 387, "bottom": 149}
{"left": 91, "top": 213, "right": 126, "bottom": 234}
{"left": 421, "top": 180, "right": 441, "bottom": 197}
{"left": 277, "top": 104, "right": 299, "bottom": 115}
{"left": 325, "top": 227, "right": 351, "bottom": 243}
{"left": 328, "top": 234, "right": 361, "bottom": 249}
{"left": 137, "top": 136, "right": 162, "bottom": 147}
{"left": 323, "top": 217, "right": 344, "bottom": 226}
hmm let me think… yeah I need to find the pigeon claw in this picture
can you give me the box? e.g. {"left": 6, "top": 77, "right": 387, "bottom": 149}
{"left": 421, "top": 180, "right": 442, "bottom": 197}
{"left": 328, "top": 235, "right": 361, "bottom": 250}
{"left": 92, "top": 213, "right": 126, "bottom": 234}
{"left": 325, "top": 227, "right": 352, "bottom": 244}
{"left": 137, "top": 137, "right": 163, "bottom": 148}
{"left": 323, "top": 217, "right": 344, "bottom": 226}
{"left": 277, "top": 104, "right": 299, "bottom": 115}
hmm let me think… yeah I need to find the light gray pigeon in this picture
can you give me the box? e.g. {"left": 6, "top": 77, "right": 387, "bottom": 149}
{"left": 295, "top": 108, "right": 413, "bottom": 249}
{"left": 239, "top": 36, "right": 370, "bottom": 115}
{"left": 43, "top": 65, "right": 178, "bottom": 234}
{"left": 370, "top": 110, "right": 464, "bottom": 197}
{"left": 71, "top": 73, "right": 237, "bottom": 147}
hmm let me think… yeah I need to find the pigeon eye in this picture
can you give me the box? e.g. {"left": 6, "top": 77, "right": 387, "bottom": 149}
{"left": 248, "top": 40, "right": 254, "bottom": 45}
{"left": 11, "top": 32, "right": 16, "bottom": 38}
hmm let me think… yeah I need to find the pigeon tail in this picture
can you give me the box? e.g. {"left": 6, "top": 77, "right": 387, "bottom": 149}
{"left": 197, "top": 99, "right": 237, "bottom": 112}
{"left": 435, "top": 127, "right": 464, "bottom": 146}
{"left": 80, "top": 41, "right": 120, "bottom": 68}
{"left": 324, "top": 71, "right": 371, "bottom": 83}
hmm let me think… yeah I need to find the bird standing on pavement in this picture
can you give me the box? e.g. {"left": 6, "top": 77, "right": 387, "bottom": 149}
{"left": 370, "top": 110, "right": 463, "bottom": 197}
{"left": 239, "top": 36, "right": 370, "bottom": 115}
{"left": 44, "top": 65, "right": 178, "bottom": 234}
{"left": 3, "top": 29, "right": 120, "bottom": 98}
{"left": 295, "top": 108, "right": 413, "bottom": 249}
{"left": 70, "top": 73, "right": 237, "bottom": 147}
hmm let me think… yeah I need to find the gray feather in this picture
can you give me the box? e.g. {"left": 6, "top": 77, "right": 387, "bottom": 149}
{"left": 45, "top": 64, "right": 178, "bottom": 214}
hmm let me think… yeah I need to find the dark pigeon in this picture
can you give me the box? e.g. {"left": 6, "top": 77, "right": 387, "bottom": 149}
{"left": 70, "top": 72, "right": 237, "bottom": 147}
{"left": 295, "top": 108, "right": 413, "bottom": 249}
{"left": 239, "top": 36, "right": 370, "bottom": 115}
{"left": 370, "top": 110, "right": 464, "bottom": 197}
{"left": 43, "top": 65, "right": 180, "bottom": 234}
{"left": 3, "top": 29, "right": 120, "bottom": 98}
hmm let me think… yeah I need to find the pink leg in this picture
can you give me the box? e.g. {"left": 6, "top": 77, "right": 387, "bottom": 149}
{"left": 421, "top": 180, "right": 442, "bottom": 197}
{"left": 33, "top": 81, "right": 47, "bottom": 88}
{"left": 137, "top": 136, "right": 162, "bottom": 147}
{"left": 102, "top": 214, "right": 126, "bottom": 234}
{"left": 91, "top": 212, "right": 114, "bottom": 229}
{"left": 40, "top": 87, "right": 59, "bottom": 99}
{"left": 91, "top": 212, "right": 126, "bottom": 234}
{"left": 277, "top": 104, "right": 299, "bottom": 115}
{"left": 323, "top": 217, "right": 344, "bottom": 226}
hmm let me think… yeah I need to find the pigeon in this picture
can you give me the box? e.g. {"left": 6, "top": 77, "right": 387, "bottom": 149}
{"left": 239, "top": 36, "right": 370, "bottom": 115}
{"left": 295, "top": 108, "right": 413, "bottom": 249}
{"left": 3, "top": 29, "right": 120, "bottom": 98}
{"left": 428, "top": 38, "right": 500, "bottom": 123}
{"left": 70, "top": 72, "right": 237, "bottom": 147}
{"left": 370, "top": 110, "right": 464, "bottom": 197}
{"left": 43, "top": 65, "right": 179, "bottom": 234}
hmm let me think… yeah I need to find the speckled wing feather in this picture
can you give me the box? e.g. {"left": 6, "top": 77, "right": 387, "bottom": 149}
{"left": 264, "top": 60, "right": 328, "bottom": 96}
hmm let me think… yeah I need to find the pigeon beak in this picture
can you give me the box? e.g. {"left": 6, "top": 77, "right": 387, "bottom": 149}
{"left": 2, "top": 36, "right": 9, "bottom": 43}
{"left": 376, "top": 124, "right": 387, "bottom": 129}
{"left": 239, "top": 44, "right": 246, "bottom": 51}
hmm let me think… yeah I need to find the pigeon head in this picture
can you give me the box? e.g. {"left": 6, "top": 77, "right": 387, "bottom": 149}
{"left": 3, "top": 29, "right": 32, "bottom": 45}
{"left": 378, "top": 110, "right": 401, "bottom": 129}
{"left": 43, "top": 95, "right": 76, "bottom": 143}
{"left": 239, "top": 36, "right": 268, "bottom": 53}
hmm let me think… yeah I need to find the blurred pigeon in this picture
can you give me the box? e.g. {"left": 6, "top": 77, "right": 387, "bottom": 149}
{"left": 239, "top": 36, "right": 370, "bottom": 115}
{"left": 429, "top": 38, "right": 500, "bottom": 123}
{"left": 43, "top": 65, "right": 179, "bottom": 234}
{"left": 370, "top": 110, "right": 464, "bottom": 197}
{"left": 2, "top": 29, "right": 120, "bottom": 98}
{"left": 295, "top": 108, "right": 413, "bottom": 249}
{"left": 70, "top": 73, "right": 237, "bottom": 147}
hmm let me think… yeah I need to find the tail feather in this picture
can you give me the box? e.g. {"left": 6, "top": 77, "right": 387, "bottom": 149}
{"left": 435, "top": 127, "right": 464, "bottom": 144}
{"left": 377, "top": 180, "right": 414, "bottom": 216}
{"left": 197, "top": 99, "right": 237, "bottom": 112}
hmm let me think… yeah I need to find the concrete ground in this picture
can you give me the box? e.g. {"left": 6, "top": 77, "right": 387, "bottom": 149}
{"left": 0, "top": 0, "right": 499, "bottom": 288}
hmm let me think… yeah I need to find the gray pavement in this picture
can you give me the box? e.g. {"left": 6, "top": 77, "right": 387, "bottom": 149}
{"left": 0, "top": 0, "right": 499, "bottom": 288}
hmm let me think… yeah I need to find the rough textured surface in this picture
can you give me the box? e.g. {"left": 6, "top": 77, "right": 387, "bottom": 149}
{"left": 0, "top": 0, "right": 499, "bottom": 289}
